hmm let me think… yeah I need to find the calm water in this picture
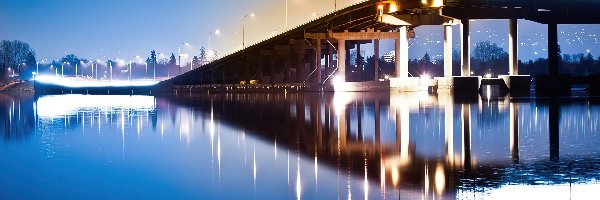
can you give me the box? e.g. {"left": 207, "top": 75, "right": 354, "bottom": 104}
{"left": 0, "top": 92, "right": 599, "bottom": 199}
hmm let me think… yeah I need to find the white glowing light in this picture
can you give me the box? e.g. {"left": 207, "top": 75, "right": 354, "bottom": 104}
{"left": 434, "top": 164, "right": 446, "bottom": 195}
{"left": 332, "top": 75, "right": 348, "bottom": 92}
{"left": 332, "top": 92, "right": 354, "bottom": 116}
{"left": 36, "top": 75, "right": 159, "bottom": 88}
{"left": 421, "top": 74, "right": 431, "bottom": 80}
{"left": 485, "top": 73, "right": 492, "bottom": 78}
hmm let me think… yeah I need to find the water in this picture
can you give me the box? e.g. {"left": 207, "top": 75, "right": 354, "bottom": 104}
{"left": 0, "top": 92, "right": 599, "bottom": 199}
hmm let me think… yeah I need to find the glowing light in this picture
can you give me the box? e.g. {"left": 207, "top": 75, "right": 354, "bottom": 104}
{"left": 421, "top": 73, "right": 431, "bottom": 80}
{"left": 35, "top": 75, "right": 159, "bottom": 88}
{"left": 332, "top": 92, "right": 354, "bottom": 116}
{"left": 332, "top": 75, "right": 349, "bottom": 92}
{"left": 432, "top": 0, "right": 443, "bottom": 7}
{"left": 391, "top": 167, "right": 400, "bottom": 186}
{"left": 434, "top": 164, "right": 446, "bottom": 195}
{"left": 485, "top": 73, "right": 492, "bottom": 78}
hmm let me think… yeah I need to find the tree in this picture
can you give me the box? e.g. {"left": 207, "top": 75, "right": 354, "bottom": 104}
{"left": 168, "top": 53, "right": 177, "bottom": 77}
{"left": 0, "top": 40, "right": 37, "bottom": 78}
{"left": 421, "top": 52, "right": 431, "bottom": 64}
{"left": 472, "top": 41, "right": 508, "bottom": 75}
{"left": 61, "top": 54, "right": 81, "bottom": 76}
{"left": 192, "top": 56, "right": 201, "bottom": 68}
{"left": 168, "top": 53, "right": 177, "bottom": 67}
{"left": 199, "top": 47, "right": 207, "bottom": 65}
{"left": 473, "top": 41, "right": 507, "bottom": 62}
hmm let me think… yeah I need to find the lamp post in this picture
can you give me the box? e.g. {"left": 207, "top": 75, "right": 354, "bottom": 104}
{"left": 208, "top": 29, "right": 220, "bottom": 62}
{"left": 128, "top": 60, "right": 132, "bottom": 81}
{"left": 242, "top": 13, "right": 255, "bottom": 49}
{"left": 109, "top": 61, "right": 113, "bottom": 82}
{"left": 179, "top": 42, "right": 190, "bottom": 76}
{"left": 62, "top": 62, "right": 66, "bottom": 77}
{"left": 285, "top": 0, "right": 288, "bottom": 31}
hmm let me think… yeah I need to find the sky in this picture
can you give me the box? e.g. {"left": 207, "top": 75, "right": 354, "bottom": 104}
{"left": 1, "top": 0, "right": 599, "bottom": 63}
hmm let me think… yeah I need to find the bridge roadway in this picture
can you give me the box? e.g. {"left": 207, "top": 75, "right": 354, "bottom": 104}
{"left": 163, "top": 0, "right": 600, "bottom": 93}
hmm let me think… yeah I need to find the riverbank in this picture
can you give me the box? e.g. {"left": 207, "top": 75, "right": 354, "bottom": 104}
{"left": 0, "top": 81, "right": 34, "bottom": 95}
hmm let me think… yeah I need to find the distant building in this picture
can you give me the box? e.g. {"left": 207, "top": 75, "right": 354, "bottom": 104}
{"left": 383, "top": 51, "right": 395, "bottom": 63}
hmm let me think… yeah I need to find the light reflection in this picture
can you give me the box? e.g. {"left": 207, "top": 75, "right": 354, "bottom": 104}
{"left": 296, "top": 150, "right": 301, "bottom": 200}
{"left": 434, "top": 163, "right": 445, "bottom": 195}
{"left": 36, "top": 95, "right": 155, "bottom": 118}
{"left": 11, "top": 92, "right": 600, "bottom": 199}
{"left": 253, "top": 145, "right": 257, "bottom": 187}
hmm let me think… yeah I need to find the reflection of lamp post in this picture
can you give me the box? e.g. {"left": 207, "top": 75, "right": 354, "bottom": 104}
{"left": 242, "top": 13, "right": 255, "bottom": 49}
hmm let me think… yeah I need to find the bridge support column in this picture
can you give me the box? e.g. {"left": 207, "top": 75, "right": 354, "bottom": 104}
{"left": 284, "top": 56, "right": 291, "bottom": 83}
{"left": 316, "top": 39, "right": 322, "bottom": 84}
{"left": 374, "top": 39, "right": 380, "bottom": 81}
{"left": 270, "top": 58, "right": 276, "bottom": 83}
{"left": 297, "top": 42, "right": 305, "bottom": 83}
{"left": 461, "top": 19, "right": 470, "bottom": 76}
{"left": 509, "top": 19, "right": 518, "bottom": 75}
{"left": 328, "top": 42, "right": 334, "bottom": 69}
{"left": 337, "top": 39, "right": 346, "bottom": 81}
{"left": 395, "top": 26, "right": 409, "bottom": 78}
{"left": 356, "top": 43, "right": 362, "bottom": 81}
{"left": 444, "top": 25, "right": 453, "bottom": 77}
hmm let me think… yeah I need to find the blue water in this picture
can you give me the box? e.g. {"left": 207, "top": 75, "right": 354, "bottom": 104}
{"left": 0, "top": 93, "right": 599, "bottom": 199}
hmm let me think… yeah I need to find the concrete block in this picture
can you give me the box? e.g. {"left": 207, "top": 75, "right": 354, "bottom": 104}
{"left": 499, "top": 75, "right": 531, "bottom": 92}
{"left": 452, "top": 76, "right": 481, "bottom": 93}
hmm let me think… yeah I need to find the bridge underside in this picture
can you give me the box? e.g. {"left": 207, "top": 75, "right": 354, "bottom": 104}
{"left": 167, "top": 0, "right": 600, "bottom": 93}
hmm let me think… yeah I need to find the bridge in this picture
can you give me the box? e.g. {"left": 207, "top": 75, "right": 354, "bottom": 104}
{"left": 162, "top": 0, "right": 600, "bottom": 93}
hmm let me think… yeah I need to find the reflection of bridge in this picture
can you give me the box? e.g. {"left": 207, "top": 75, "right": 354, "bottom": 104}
{"left": 166, "top": 92, "right": 577, "bottom": 197}
{"left": 164, "top": 0, "right": 600, "bottom": 93}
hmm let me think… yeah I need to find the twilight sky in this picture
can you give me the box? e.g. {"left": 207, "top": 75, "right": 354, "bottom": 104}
{"left": 1, "top": 0, "right": 599, "bottom": 63}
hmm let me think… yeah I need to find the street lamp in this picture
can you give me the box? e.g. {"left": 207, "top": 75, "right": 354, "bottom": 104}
{"left": 179, "top": 42, "right": 190, "bottom": 75}
{"left": 128, "top": 60, "right": 132, "bottom": 81}
{"left": 109, "top": 60, "right": 113, "bottom": 82}
{"left": 242, "top": 13, "right": 255, "bottom": 49}
{"left": 285, "top": 0, "right": 288, "bottom": 31}
{"left": 61, "top": 62, "right": 67, "bottom": 77}
{"left": 17, "top": 63, "right": 24, "bottom": 79}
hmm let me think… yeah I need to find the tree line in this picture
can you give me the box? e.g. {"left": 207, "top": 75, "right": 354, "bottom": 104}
{"left": 347, "top": 41, "right": 600, "bottom": 81}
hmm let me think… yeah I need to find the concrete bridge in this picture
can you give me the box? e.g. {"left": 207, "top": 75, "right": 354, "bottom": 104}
{"left": 164, "top": 0, "right": 600, "bottom": 93}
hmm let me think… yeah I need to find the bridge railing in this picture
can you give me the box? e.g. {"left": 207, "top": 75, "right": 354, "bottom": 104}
{"left": 443, "top": 0, "right": 593, "bottom": 8}
{"left": 443, "top": 0, "right": 535, "bottom": 7}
